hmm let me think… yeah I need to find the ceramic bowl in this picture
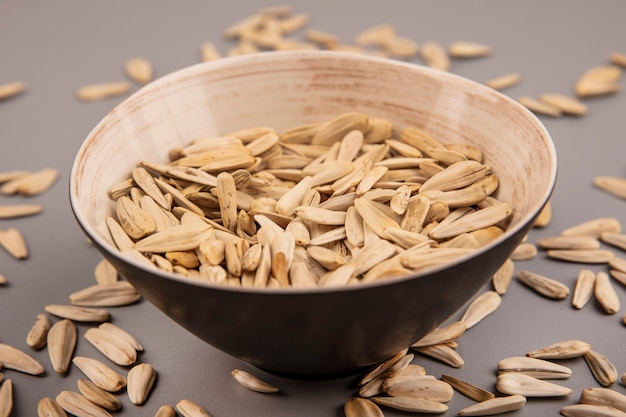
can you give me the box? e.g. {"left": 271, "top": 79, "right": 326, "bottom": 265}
{"left": 69, "top": 50, "right": 556, "bottom": 376}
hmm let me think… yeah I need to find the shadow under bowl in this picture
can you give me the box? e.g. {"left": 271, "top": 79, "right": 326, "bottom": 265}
{"left": 70, "top": 50, "right": 557, "bottom": 377}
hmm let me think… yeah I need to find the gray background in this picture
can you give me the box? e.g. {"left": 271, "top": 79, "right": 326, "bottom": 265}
{"left": 1, "top": 1, "right": 626, "bottom": 416}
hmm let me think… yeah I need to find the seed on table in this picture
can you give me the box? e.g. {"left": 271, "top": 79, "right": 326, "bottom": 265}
{"left": 611, "top": 52, "right": 626, "bottom": 67}
{"left": 2, "top": 168, "right": 58, "bottom": 196}
{"left": 76, "top": 81, "right": 131, "bottom": 101}
{"left": 485, "top": 73, "right": 522, "bottom": 91}
{"left": 539, "top": 93, "right": 587, "bottom": 116}
{"left": 384, "top": 36, "right": 419, "bottom": 59}
{"left": 72, "top": 356, "right": 126, "bottom": 392}
{"left": 594, "top": 271, "right": 620, "bottom": 314}
{"left": 358, "top": 348, "right": 408, "bottom": 386}
{"left": 231, "top": 369, "right": 279, "bottom": 393}
{"left": 84, "top": 327, "right": 138, "bottom": 366}
{"left": 371, "top": 396, "right": 448, "bottom": 413}
{"left": 546, "top": 249, "right": 615, "bottom": 264}
{"left": 344, "top": 397, "right": 384, "bottom": 417}
{"left": 496, "top": 373, "right": 572, "bottom": 397}
{"left": 572, "top": 269, "right": 596, "bottom": 309}
{"left": 0, "top": 342, "right": 45, "bottom": 375}
{"left": 94, "top": 258, "right": 118, "bottom": 285}
{"left": 510, "top": 242, "right": 537, "bottom": 261}
{"left": 518, "top": 96, "right": 562, "bottom": 117}
{"left": 411, "top": 321, "right": 467, "bottom": 348}
{"left": 492, "top": 258, "right": 515, "bottom": 295}
{"left": 460, "top": 291, "right": 501, "bottom": 329}
{"left": 26, "top": 313, "right": 52, "bottom": 350}
{"left": 420, "top": 41, "right": 450, "bottom": 71}
{"left": 37, "top": 396, "right": 67, "bottom": 417}
{"left": 127, "top": 363, "right": 157, "bottom": 405}
{"left": 98, "top": 322, "right": 143, "bottom": 352}
{"left": 0, "top": 81, "right": 25, "bottom": 100}
{"left": 516, "top": 270, "right": 570, "bottom": 299}
{"left": 537, "top": 235, "right": 600, "bottom": 250}
{"left": 125, "top": 57, "right": 153, "bottom": 85}
{"left": 448, "top": 40, "right": 492, "bottom": 58}
{"left": 599, "top": 232, "right": 626, "bottom": 251}
{"left": 154, "top": 405, "right": 177, "bottom": 417}
{"left": 47, "top": 319, "right": 77, "bottom": 374}
{"left": 593, "top": 176, "right": 626, "bottom": 199}
{"left": 412, "top": 343, "right": 464, "bottom": 368}
{"left": 561, "top": 403, "right": 626, "bottom": 417}
{"left": 56, "top": 390, "right": 112, "bottom": 417}
{"left": 0, "top": 273, "right": 6, "bottom": 285}
{"left": 45, "top": 304, "right": 110, "bottom": 322}
{"left": 580, "top": 387, "right": 626, "bottom": 412}
{"left": 497, "top": 356, "right": 572, "bottom": 379}
{"left": 533, "top": 200, "right": 552, "bottom": 228}
{"left": 69, "top": 281, "right": 140, "bottom": 307}
{"left": 441, "top": 374, "right": 495, "bottom": 402}
{"left": 354, "top": 23, "right": 396, "bottom": 46}
{"left": 384, "top": 378, "right": 454, "bottom": 402}
{"left": 457, "top": 394, "right": 526, "bottom": 416}
{"left": 527, "top": 339, "right": 591, "bottom": 359}
{"left": 609, "top": 257, "right": 626, "bottom": 273}
{"left": 584, "top": 349, "right": 618, "bottom": 387}
{"left": 77, "top": 379, "right": 121, "bottom": 411}
{"left": 561, "top": 217, "right": 621, "bottom": 238}
{"left": 0, "top": 228, "right": 28, "bottom": 259}
{"left": 574, "top": 65, "right": 621, "bottom": 98}
{"left": 0, "top": 379, "right": 13, "bottom": 417}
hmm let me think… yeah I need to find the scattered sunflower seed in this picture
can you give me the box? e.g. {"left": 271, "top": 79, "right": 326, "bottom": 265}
{"left": 0, "top": 342, "right": 45, "bottom": 375}
{"left": 527, "top": 340, "right": 591, "bottom": 359}
{"left": 344, "top": 397, "right": 384, "bottom": 417}
{"left": 584, "top": 349, "right": 618, "bottom": 387}
{"left": 77, "top": 379, "right": 122, "bottom": 411}
{"left": 72, "top": 356, "right": 127, "bottom": 392}
{"left": 457, "top": 394, "right": 526, "bottom": 416}
{"left": 0, "top": 81, "right": 25, "bottom": 100}
{"left": 76, "top": 81, "right": 131, "bottom": 101}
{"left": 561, "top": 403, "right": 626, "bottom": 417}
{"left": 441, "top": 374, "right": 495, "bottom": 402}
{"left": 56, "top": 390, "right": 112, "bottom": 417}
{"left": 127, "top": 363, "right": 157, "bottom": 405}
{"left": 231, "top": 369, "right": 279, "bottom": 393}
{"left": 47, "top": 319, "right": 77, "bottom": 374}
{"left": 26, "top": 313, "right": 52, "bottom": 350}
{"left": 37, "top": 396, "right": 67, "bottom": 417}
{"left": 176, "top": 399, "right": 212, "bottom": 417}
{"left": 125, "top": 57, "right": 154, "bottom": 85}
{"left": 496, "top": 373, "right": 572, "bottom": 397}
{"left": 593, "top": 176, "right": 626, "bottom": 199}
{"left": 516, "top": 270, "right": 570, "bottom": 299}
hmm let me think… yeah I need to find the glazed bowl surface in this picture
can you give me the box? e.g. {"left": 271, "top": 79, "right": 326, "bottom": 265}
{"left": 70, "top": 50, "right": 557, "bottom": 376}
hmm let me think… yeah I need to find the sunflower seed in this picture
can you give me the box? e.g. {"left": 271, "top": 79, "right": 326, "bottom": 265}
{"left": 77, "top": 379, "right": 121, "bottom": 411}
{"left": 585, "top": 350, "right": 618, "bottom": 387}
{"left": 26, "top": 313, "right": 51, "bottom": 350}
{"left": 127, "top": 363, "right": 157, "bottom": 405}
{"left": 372, "top": 396, "right": 448, "bottom": 413}
{"left": 537, "top": 235, "right": 600, "bottom": 250}
{"left": 37, "top": 396, "right": 67, "bottom": 417}
{"left": 354, "top": 24, "right": 396, "bottom": 46}
{"left": 0, "top": 273, "right": 6, "bottom": 285}
{"left": 547, "top": 249, "right": 615, "bottom": 264}
{"left": 498, "top": 356, "right": 572, "bottom": 379}
{"left": 85, "top": 327, "right": 137, "bottom": 366}
{"left": 47, "top": 319, "right": 77, "bottom": 374}
{"left": 609, "top": 257, "right": 626, "bottom": 273}
{"left": 510, "top": 242, "right": 538, "bottom": 261}
{"left": 533, "top": 200, "right": 552, "bottom": 227}
{"left": 429, "top": 202, "right": 512, "bottom": 240}
{"left": 384, "top": 378, "right": 454, "bottom": 402}
{"left": 412, "top": 343, "right": 464, "bottom": 368}
{"left": 572, "top": 269, "right": 596, "bottom": 309}
{"left": 516, "top": 270, "right": 570, "bottom": 299}
{"left": 448, "top": 40, "right": 492, "bottom": 58}
{"left": 461, "top": 291, "right": 502, "bottom": 329}
{"left": 419, "top": 160, "right": 488, "bottom": 193}
{"left": 496, "top": 373, "right": 572, "bottom": 397}
{"left": 600, "top": 232, "right": 626, "bottom": 251}
{"left": 561, "top": 217, "right": 622, "bottom": 238}
{"left": 492, "top": 258, "right": 514, "bottom": 295}
{"left": 441, "top": 374, "right": 495, "bottom": 402}
{"left": 344, "top": 397, "right": 384, "bottom": 417}
{"left": 311, "top": 112, "right": 370, "bottom": 146}
{"left": 421, "top": 41, "right": 450, "bottom": 71}
{"left": 125, "top": 57, "right": 153, "bottom": 85}
{"left": 77, "top": 81, "right": 131, "bottom": 101}
{"left": 518, "top": 96, "right": 562, "bottom": 117}
{"left": 0, "top": 379, "right": 13, "bottom": 417}
{"left": 527, "top": 340, "right": 591, "bottom": 359}
{"left": 72, "top": 356, "right": 126, "bottom": 392}
{"left": 412, "top": 321, "right": 467, "bottom": 348}
{"left": 0, "top": 204, "right": 42, "bottom": 219}
{"left": 594, "top": 176, "right": 626, "bottom": 199}
{"left": 594, "top": 271, "right": 620, "bottom": 314}
{"left": 115, "top": 196, "right": 156, "bottom": 240}
{"left": 0, "top": 228, "right": 28, "bottom": 259}
{"left": 457, "top": 394, "right": 526, "bottom": 416}
{"left": 485, "top": 73, "right": 522, "bottom": 91}
{"left": 580, "top": 387, "right": 626, "bottom": 412}
{"left": 575, "top": 65, "right": 621, "bottom": 98}
{"left": 98, "top": 323, "right": 143, "bottom": 352}
{"left": 0, "top": 81, "right": 25, "bottom": 100}
{"left": 0, "top": 343, "right": 45, "bottom": 375}
{"left": 231, "top": 369, "right": 279, "bottom": 393}
{"left": 56, "top": 390, "right": 112, "bottom": 417}
{"left": 561, "top": 403, "right": 626, "bottom": 417}
{"left": 69, "top": 281, "right": 140, "bottom": 307}
{"left": 176, "top": 399, "right": 213, "bottom": 417}
{"left": 45, "top": 304, "right": 110, "bottom": 323}
{"left": 134, "top": 222, "right": 213, "bottom": 253}
{"left": 539, "top": 93, "right": 587, "bottom": 116}
{"left": 358, "top": 348, "right": 408, "bottom": 386}
{"left": 200, "top": 41, "right": 222, "bottom": 61}
{"left": 385, "top": 36, "right": 419, "bottom": 59}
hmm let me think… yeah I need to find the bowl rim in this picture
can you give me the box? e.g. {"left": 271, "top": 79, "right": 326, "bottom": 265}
{"left": 69, "top": 49, "right": 557, "bottom": 295}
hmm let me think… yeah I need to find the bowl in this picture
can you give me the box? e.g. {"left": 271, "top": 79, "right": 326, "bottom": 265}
{"left": 69, "top": 50, "right": 557, "bottom": 376}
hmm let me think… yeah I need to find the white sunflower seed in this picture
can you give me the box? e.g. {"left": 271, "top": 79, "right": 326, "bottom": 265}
{"left": 26, "top": 313, "right": 51, "bottom": 350}
{"left": 539, "top": 93, "right": 587, "bottom": 116}
{"left": 344, "top": 397, "right": 384, "bottom": 417}
{"left": 77, "top": 82, "right": 131, "bottom": 101}
{"left": 498, "top": 356, "right": 572, "bottom": 379}
{"left": 125, "top": 57, "right": 153, "bottom": 85}
{"left": 485, "top": 73, "right": 522, "bottom": 91}
{"left": 527, "top": 340, "right": 591, "bottom": 359}
{"left": 461, "top": 291, "right": 501, "bottom": 329}
{"left": 98, "top": 322, "right": 143, "bottom": 352}
{"left": 127, "top": 363, "right": 157, "bottom": 405}
{"left": 37, "top": 396, "right": 67, "bottom": 417}
{"left": 573, "top": 269, "right": 596, "bottom": 309}
{"left": 561, "top": 403, "right": 626, "bottom": 417}
{"left": 372, "top": 396, "right": 448, "bottom": 413}
{"left": 69, "top": 281, "right": 140, "bottom": 307}
{"left": 412, "top": 321, "right": 467, "bottom": 348}
{"left": 84, "top": 327, "right": 137, "bottom": 366}
{"left": 0, "top": 204, "right": 42, "bottom": 219}
{"left": 441, "top": 374, "right": 495, "bottom": 402}
{"left": 0, "top": 343, "right": 45, "bottom": 375}
{"left": 0, "top": 81, "right": 25, "bottom": 100}
{"left": 412, "top": 343, "right": 464, "bottom": 368}
{"left": 45, "top": 304, "right": 110, "bottom": 323}
{"left": 518, "top": 96, "right": 562, "bottom": 117}
{"left": 457, "top": 394, "right": 526, "bottom": 416}
{"left": 516, "top": 270, "right": 570, "bottom": 299}
{"left": 384, "top": 378, "right": 454, "bottom": 402}
{"left": 421, "top": 41, "right": 450, "bottom": 71}
{"left": 510, "top": 242, "right": 537, "bottom": 261}
{"left": 176, "top": 400, "right": 212, "bottom": 417}
{"left": 580, "top": 387, "right": 626, "bottom": 412}
{"left": 72, "top": 356, "right": 126, "bottom": 392}
{"left": 358, "top": 348, "right": 408, "bottom": 386}
{"left": 56, "top": 390, "right": 112, "bottom": 417}
{"left": 47, "top": 319, "right": 77, "bottom": 374}
{"left": 77, "top": 379, "right": 121, "bottom": 411}
{"left": 547, "top": 249, "right": 615, "bottom": 264}
{"left": 594, "top": 176, "right": 626, "bottom": 199}
{"left": 594, "top": 272, "right": 620, "bottom": 314}
{"left": 496, "top": 373, "right": 572, "bottom": 397}
{"left": 561, "top": 217, "right": 621, "bottom": 238}
{"left": 0, "top": 228, "right": 28, "bottom": 259}
{"left": 585, "top": 350, "right": 618, "bottom": 387}
{"left": 155, "top": 405, "right": 177, "bottom": 417}
{"left": 0, "top": 379, "right": 13, "bottom": 417}
{"left": 537, "top": 235, "right": 600, "bottom": 250}
{"left": 492, "top": 258, "right": 515, "bottom": 295}
{"left": 231, "top": 369, "right": 279, "bottom": 393}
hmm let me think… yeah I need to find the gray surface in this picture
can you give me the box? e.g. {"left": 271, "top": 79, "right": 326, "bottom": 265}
{"left": 1, "top": 0, "right": 625, "bottom": 416}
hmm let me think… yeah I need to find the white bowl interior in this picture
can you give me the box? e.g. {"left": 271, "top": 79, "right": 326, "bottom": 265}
{"left": 71, "top": 50, "right": 556, "bottom": 280}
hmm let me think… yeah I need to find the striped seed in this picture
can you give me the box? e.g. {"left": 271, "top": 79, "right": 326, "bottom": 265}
{"left": 37, "top": 397, "right": 67, "bottom": 417}
{"left": 547, "top": 249, "right": 615, "bottom": 264}
{"left": 537, "top": 235, "right": 600, "bottom": 250}
{"left": 599, "top": 232, "right": 626, "bottom": 251}
{"left": 231, "top": 369, "right": 279, "bottom": 393}
{"left": 492, "top": 258, "right": 514, "bottom": 295}
{"left": 384, "top": 378, "right": 454, "bottom": 402}
{"left": 0, "top": 343, "right": 45, "bottom": 375}
{"left": 496, "top": 373, "right": 572, "bottom": 397}
{"left": 580, "top": 387, "right": 626, "bottom": 412}
{"left": 77, "top": 379, "right": 121, "bottom": 411}
{"left": 441, "top": 374, "right": 495, "bottom": 402}
{"left": 510, "top": 242, "right": 537, "bottom": 261}
{"left": 572, "top": 269, "right": 596, "bottom": 309}
{"left": 56, "top": 390, "right": 112, "bottom": 417}
{"left": 26, "top": 313, "right": 52, "bottom": 350}
{"left": 584, "top": 350, "right": 618, "bottom": 387}
{"left": 371, "top": 396, "right": 448, "bottom": 413}
{"left": 47, "top": 319, "right": 77, "bottom": 374}
{"left": 98, "top": 322, "right": 143, "bottom": 351}
{"left": 527, "top": 340, "right": 591, "bottom": 359}
{"left": 411, "top": 320, "right": 467, "bottom": 348}
{"left": 516, "top": 270, "right": 570, "bottom": 299}
{"left": 84, "top": 327, "right": 137, "bottom": 366}
{"left": 412, "top": 343, "right": 464, "bottom": 368}
{"left": 344, "top": 397, "right": 384, "bottom": 417}
{"left": 561, "top": 403, "right": 626, "bottom": 417}
{"left": 457, "top": 394, "right": 526, "bottom": 416}
{"left": 594, "top": 272, "right": 620, "bottom": 314}
{"left": 561, "top": 217, "right": 621, "bottom": 238}
{"left": 497, "top": 356, "right": 572, "bottom": 379}
{"left": 45, "top": 304, "right": 110, "bottom": 322}
{"left": 69, "top": 281, "right": 140, "bottom": 307}
{"left": 72, "top": 356, "right": 126, "bottom": 392}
